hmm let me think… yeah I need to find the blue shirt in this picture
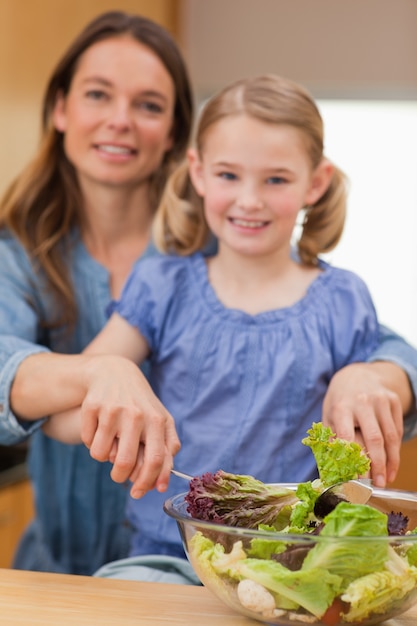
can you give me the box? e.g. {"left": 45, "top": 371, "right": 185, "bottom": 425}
{"left": 0, "top": 229, "right": 140, "bottom": 574}
{"left": 113, "top": 253, "right": 384, "bottom": 558}
{"left": 0, "top": 231, "right": 416, "bottom": 572}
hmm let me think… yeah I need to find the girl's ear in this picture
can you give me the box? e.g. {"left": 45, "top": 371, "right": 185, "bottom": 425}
{"left": 304, "top": 158, "right": 334, "bottom": 206}
{"left": 187, "top": 148, "right": 205, "bottom": 197}
{"left": 52, "top": 91, "right": 68, "bottom": 133}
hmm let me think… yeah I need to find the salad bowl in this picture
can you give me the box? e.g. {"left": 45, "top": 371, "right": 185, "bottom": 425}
{"left": 164, "top": 484, "right": 417, "bottom": 626}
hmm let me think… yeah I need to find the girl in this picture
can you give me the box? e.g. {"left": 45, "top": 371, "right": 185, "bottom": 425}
{"left": 44, "top": 74, "right": 408, "bottom": 565}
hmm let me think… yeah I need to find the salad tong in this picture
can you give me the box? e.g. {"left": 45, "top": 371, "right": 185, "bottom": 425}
{"left": 314, "top": 479, "right": 373, "bottom": 519}
{"left": 171, "top": 468, "right": 193, "bottom": 481}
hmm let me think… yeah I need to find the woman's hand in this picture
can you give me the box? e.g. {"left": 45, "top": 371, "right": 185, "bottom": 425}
{"left": 81, "top": 354, "right": 180, "bottom": 498}
{"left": 322, "top": 362, "right": 408, "bottom": 487}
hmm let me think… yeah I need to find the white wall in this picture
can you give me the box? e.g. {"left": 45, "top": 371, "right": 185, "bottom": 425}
{"left": 318, "top": 100, "right": 417, "bottom": 347}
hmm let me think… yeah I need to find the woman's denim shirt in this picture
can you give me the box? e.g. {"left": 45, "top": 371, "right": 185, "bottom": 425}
{"left": 0, "top": 229, "right": 152, "bottom": 574}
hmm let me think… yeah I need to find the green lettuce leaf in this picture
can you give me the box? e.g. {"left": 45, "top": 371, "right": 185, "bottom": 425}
{"left": 302, "top": 503, "right": 389, "bottom": 586}
{"left": 341, "top": 567, "right": 417, "bottom": 622}
{"left": 302, "top": 422, "right": 371, "bottom": 486}
{"left": 229, "top": 558, "right": 343, "bottom": 618}
{"left": 289, "top": 480, "right": 320, "bottom": 529}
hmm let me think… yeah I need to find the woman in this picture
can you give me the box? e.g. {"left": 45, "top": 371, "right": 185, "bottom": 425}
{"left": 1, "top": 11, "right": 416, "bottom": 576}
{"left": 0, "top": 10, "right": 190, "bottom": 575}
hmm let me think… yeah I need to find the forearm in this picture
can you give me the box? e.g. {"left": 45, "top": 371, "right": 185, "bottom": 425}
{"left": 365, "top": 361, "right": 414, "bottom": 415}
{"left": 10, "top": 352, "right": 92, "bottom": 420}
{"left": 42, "top": 408, "right": 83, "bottom": 444}
{"left": 0, "top": 341, "right": 50, "bottom": 443}
{"left": 370, "top": 324, "right": 417, "bottom": 414}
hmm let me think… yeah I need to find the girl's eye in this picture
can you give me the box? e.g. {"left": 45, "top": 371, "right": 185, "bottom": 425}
{"left": 267, "top": 176, "right": 286, "bottom": 185}
{"left": 219, "top": 172, "right": 237, "bottom": 181}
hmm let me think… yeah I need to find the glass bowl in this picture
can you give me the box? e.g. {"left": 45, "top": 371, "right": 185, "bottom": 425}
{"left": 164, "top": 484, "right": 417, "bottom": 626}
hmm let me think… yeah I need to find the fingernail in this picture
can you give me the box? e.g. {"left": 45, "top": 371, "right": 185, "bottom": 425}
{"left": 374, "top": 475, "right": 385, "bottom": 488}
{"left": 131, "top": 489, "right": 145, "bottom": 500}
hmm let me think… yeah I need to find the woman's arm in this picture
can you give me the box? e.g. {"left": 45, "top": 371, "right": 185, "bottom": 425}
{"left": 322, "top": 361, "right": 405, "bottom": 487}
{"left": 41, "top": 312, "right": 151, "bottom": 440}
{"left": 368, "top": 325, "right": 417, "bottom": 415}
{"left": 323, "top": 325, "right": 417, "bottom": 487}
{"left": 12, "top": 315, "right": 180, "bottom": 497}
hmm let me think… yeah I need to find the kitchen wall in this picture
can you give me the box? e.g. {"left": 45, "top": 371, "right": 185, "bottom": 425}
{"left": 0, "top": 0, "right": 179, "bottom": 197}
{"left": 180, "top": 0, "right": 417, "bottom": 102}
{"left": 3, "top": 0, "right": 416, "bottom": 195}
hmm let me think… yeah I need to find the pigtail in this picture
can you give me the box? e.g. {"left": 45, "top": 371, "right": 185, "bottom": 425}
{"left": 152, "top": 159, "right": 210, "bottom": 255}
{"left": 297, "top": 164, "right": 348, "bottom": 266}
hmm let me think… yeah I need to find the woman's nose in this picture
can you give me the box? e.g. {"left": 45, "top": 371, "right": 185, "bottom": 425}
{"left": 107, "top": 100, "right": 133, "bottom": 131}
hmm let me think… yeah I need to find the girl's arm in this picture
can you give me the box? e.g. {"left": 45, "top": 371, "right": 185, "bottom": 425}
{"left": 85, "top": 312, "right": 150, "bottom": 361}
{"left": 43, "top": 408, "right": 82, "bottom": 444}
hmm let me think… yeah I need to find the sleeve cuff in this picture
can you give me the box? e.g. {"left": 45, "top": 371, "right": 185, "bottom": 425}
{"left": 0, "top": 347, "right": 50, "bottom": 444}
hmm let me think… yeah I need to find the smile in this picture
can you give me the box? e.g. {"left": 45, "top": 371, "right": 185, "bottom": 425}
{"left": 95, "top": 144, "right": 137, "bottom": 155}
{"left": 229, "top": 218, "right": 269, "bottom": 228}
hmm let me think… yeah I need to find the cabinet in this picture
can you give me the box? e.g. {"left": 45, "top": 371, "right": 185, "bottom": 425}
{"left": 391, "top": 438, "right": 417, "bottom": 493}
{"left": 0, "top": 478, "right": 33, "bottom": 569}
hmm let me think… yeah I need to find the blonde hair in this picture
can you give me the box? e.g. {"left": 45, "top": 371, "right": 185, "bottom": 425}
{"left": 154, "top": 74, "right": 347, "bottom": 265}
{"left": 0, "top": 11, "right": 193, "bottom": 329}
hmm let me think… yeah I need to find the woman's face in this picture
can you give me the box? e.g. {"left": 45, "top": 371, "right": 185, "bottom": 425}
{"left": 53, "top": 35, "right": 175, "bottom": 191}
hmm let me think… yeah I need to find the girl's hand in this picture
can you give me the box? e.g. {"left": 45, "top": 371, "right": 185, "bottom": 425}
{"left": 322, "top": 362, "right": 405, "bottom": 488}
{"left": 81, "top": 355, "right": 180, "bottom": 497}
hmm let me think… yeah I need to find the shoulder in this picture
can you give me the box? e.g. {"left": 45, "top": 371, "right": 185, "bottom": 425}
{"left": 129, "top": 252, "right": 196, "bottom": 283}
{"left": 120, "top": 253, "right": 199, "bottom": 307}
{"left": 312, "top": 262, "right": 378, "bottom": 337}
{"left": 115, "top": 254, "right": 202, "bottom": 347}
{"left": 318, "top": 261, "right": 378, "bottom": 332}
{"left": 0, "top": 228, "right": 35, "bottom": 276}
{"left": 319, "top": 261, "right": 373, "bottom": 300}
{"left": 0, "top": 228, "right": 26, "bottom": 254}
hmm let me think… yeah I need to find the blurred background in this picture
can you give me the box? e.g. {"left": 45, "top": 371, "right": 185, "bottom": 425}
{"left": 0, "top": 1, "right": 416, "bottom": 562}
{"left": 1, "top": 0, "right": 417, "bottom": 343}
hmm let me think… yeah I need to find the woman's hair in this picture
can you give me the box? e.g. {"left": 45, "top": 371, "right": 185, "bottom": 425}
{"left": 0, "top": 11, "right": 193, "bottom": 327}
{"left": 154, "top": 74, "right": 347, "bottom": 266}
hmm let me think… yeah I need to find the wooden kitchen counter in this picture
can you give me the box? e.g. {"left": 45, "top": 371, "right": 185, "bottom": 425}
{"left": 0, "top": 568, "right": 252, "bottom": 625}
{"left": 1, "top": 567, "right": 417, "bottom": 625}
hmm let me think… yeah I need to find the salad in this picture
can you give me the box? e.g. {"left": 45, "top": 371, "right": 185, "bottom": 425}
{"left": 182, "top": 423, "right": 417, "bottom": 625}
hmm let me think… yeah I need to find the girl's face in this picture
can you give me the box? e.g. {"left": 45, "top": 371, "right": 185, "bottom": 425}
{"left": 189, "top": 114, "right": 332, "bottom": 260}
{"left": 53, "top": 36, "right": 175, "bottom": 191}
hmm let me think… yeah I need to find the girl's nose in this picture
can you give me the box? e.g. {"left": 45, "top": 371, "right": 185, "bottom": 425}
{"left": 236, "top": 187, "right": 264, "bottom": 211}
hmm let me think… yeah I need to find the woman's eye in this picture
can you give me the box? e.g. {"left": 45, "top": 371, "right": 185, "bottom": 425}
{"left": 85, "top": 90, "right": 108, "bottom": 101}
{"left": 137, "top": 101, "right": 164, "bottom": 113}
